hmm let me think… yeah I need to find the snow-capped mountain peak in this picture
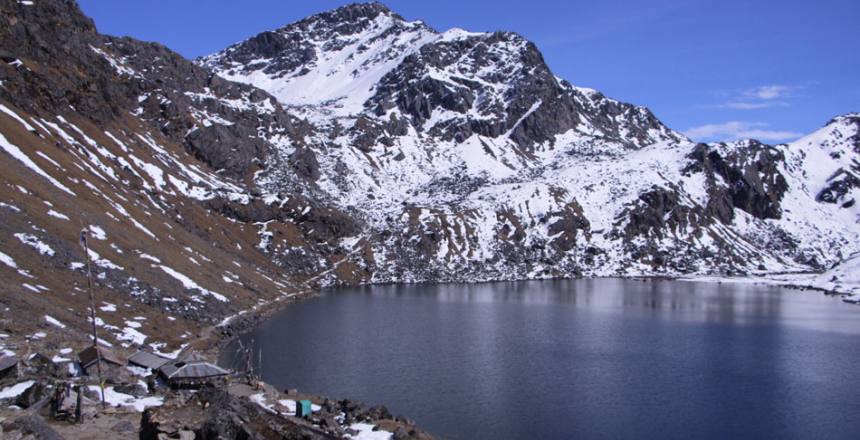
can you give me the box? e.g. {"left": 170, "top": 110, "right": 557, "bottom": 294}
{"left": 199, "top": 2, "right": 437, "bottom": 114}
{"left": 200, "top": 2, "right": 684, "bottom": 153}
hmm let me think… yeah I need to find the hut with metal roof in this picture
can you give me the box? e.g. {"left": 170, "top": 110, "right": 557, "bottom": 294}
{"left": 128, "top": 350, "right": 170, "bottom": 371}
{"left": 77, "top": 346, "right": 122, "bottom": 376}
{"left": 157, "top": 352, "right": 229, "bottom": 389}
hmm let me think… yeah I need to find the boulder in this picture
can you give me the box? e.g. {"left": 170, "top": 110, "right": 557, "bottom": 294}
{"left": 5, "top": 415, "right": 64, "bottom": 440}
{"left": 15, "top": 381, "right": 50, "bottom": 409}
{"left": 114, "top": 382, "right": 148, "bottom": 397}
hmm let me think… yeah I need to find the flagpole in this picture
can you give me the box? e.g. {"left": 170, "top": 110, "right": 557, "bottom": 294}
{"left": 81, "top": 228, "right": 105, "bottom": 408}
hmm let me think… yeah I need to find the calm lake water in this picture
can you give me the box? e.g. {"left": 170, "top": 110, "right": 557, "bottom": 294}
{"left": 223, "top": 279, "right": 860, "bottom": 439}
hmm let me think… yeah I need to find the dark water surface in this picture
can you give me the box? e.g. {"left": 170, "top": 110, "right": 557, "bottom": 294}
{"left": 223, "top": 279, "right": 860, "bottom": 439}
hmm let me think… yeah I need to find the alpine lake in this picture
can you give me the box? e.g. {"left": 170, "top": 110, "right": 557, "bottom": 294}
{"left": 221, "top": 279, "right": 860, "bottom": 440}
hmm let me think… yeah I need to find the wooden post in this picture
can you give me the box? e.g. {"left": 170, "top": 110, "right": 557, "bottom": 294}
{"left": 81, "top": 228, "right": 106, "bottom": 408}
{"left": 75, "top": 385, "right": 83, "bottom": 423}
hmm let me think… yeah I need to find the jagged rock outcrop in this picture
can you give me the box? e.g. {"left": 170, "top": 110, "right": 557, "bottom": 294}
{"left": 811, "top": 114, "right": 860, "bottom": 208}
{"left": 686, "top": 141, "right": 789, "bottom": 221}
{"left": 367, "top": 31, "right": 681, "bottom": 150}
{"left": 140, "top": 386, "right": 329, "bottom": 440}
{"left": 1, "top": 0, "right": 317, "bottom": 182}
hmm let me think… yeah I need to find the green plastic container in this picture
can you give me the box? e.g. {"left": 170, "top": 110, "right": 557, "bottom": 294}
{"left": 296, "top": 399, "right": 313, "bottom": 418}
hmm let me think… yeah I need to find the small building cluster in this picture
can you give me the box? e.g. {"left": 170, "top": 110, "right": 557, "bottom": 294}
{"left": 1, "top": 345, "right": 230, "bottom": 390}
{"left": 73, "top": 345, "right": 229, "bottom": 388}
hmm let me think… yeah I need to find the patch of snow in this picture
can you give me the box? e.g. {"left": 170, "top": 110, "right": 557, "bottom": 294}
{"left": 89, "top": 45, "right": 140, "bottom": 77}
{"left": 139, "top": 253, "right": 161, "bottom": 263}
{"left": 0, "top": 202, "right": 21, "bottom": 212}
{"left": 0, "top": 251, "right": 18, "bottom": 269}
{"left": 0, "top": 103, "right": 36, "bottom": 131}
{"left": 117, "top": 325, "right": 147, "bottom": 346}
{"left": 346, "top": 422, "right": 392, "bottom": 440}
{"left": 88, "top": 225, "right": 107, "bottom": 240}
{"left": 15, "top": 233, "right": 54, "bottom": 256}
{"left": 47, "top": 210, "right": 70, "bottom": 220}
{"left": 0, "top": 132, "right": 76, "bottom": 196}
{"left": 158, "top": 265, "right": 228, "bottom": 302}
{"left": 35, "top": 151, "right": 63, "bottom": 169}
{"left": 0, "top": 381, "right": 35, "bottom": 399}
{"left": 87, "top": 248, "right": 123, "bottom": 271}
{"left": 89, "top": 385, "right": 163, "bottom": 412}
{"left": 44, "top": 315, "right": 66, "bottom": 329}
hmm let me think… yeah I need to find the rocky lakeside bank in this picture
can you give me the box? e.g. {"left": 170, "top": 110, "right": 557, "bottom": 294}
{"left": 0, "top": 284, "right": 435, "bottom": 439}
{"left": 0, "top": 373, "right": 433, "bottom": 440}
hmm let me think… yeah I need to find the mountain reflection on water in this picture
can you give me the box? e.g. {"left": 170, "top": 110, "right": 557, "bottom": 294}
{"left": 225, "top": 279, "right": 860, "bottom": 440}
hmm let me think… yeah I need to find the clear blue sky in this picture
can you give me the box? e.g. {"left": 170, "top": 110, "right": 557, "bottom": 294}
{"left": 78, "top": 0, "right": 860, "bottom": 143}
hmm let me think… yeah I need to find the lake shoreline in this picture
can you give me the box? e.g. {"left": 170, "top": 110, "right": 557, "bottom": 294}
{"left": 212, "top": 271, "right": 859, "bottom": 360}
{"left": 235, "top": 278, "right": 860, "bottom": 439}
{"left": 201, "top": 273, "right": 856, "bottom": 439}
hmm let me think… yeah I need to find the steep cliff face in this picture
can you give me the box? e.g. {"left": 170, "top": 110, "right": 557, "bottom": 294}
{"left": 0, "top": 1, "right": 858, "bottom": 355}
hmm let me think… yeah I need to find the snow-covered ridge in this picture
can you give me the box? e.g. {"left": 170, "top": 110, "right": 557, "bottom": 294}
{"left": 192, "top": 2, "right": 860, "bottom": 295}
{"left": 199, "top": 3, "right": 438, "bottom": 115}
{"left": 781, "top": 113, "right": 860, "bottom": 209}
{"left": 200, "top": 2, "right": 684, "bottom": 158}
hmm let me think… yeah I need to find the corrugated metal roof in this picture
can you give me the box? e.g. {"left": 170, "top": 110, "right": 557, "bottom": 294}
{"left": 158, "top": 361, "right": 181, "bottom": 377}
{"left": 78, "top": 346, "right": 122, "bottom": 368}
{"left": 178, "top": 352, "right": 208, "bottom": 363}
{"left": 128, "top": 350, "right": 170, "bottom": 370}
{"left": 168, "top": 362, "right": 229, "bottom": 379}
{"left": 158, "top": 352, "right": 229, "bottom": 380}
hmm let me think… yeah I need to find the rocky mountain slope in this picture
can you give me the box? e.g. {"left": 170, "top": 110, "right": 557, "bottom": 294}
{"left": 200, "top": 2, "right": 860, "bottom": 282}
{"left": 0, "top": 0, "right": 365, "bottom": 357}
{"left": 0, "top": 0, "right": 858, "bottom": 361}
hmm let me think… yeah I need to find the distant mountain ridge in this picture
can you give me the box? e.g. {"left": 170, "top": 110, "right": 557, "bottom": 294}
{"left": 0, "top": 0, "right": 857, "bottom": 353}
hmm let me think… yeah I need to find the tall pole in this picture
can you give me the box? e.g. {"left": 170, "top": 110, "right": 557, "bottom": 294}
{"left": 80, "top": 228, "right": 105, "bottom": 408}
